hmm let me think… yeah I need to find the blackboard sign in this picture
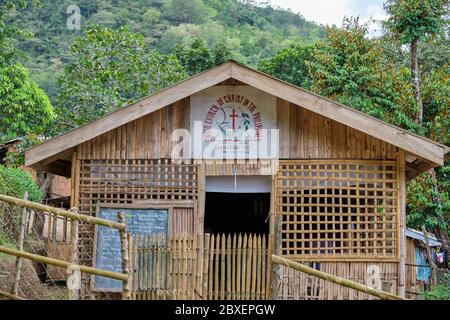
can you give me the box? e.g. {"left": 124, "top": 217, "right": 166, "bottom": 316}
{"left": 92, "top": 207, "right": 168, "bottom": 292}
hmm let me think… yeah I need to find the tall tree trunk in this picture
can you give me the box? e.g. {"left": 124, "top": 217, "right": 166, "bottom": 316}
{"left": 410, "top": 39, "right": 423, "bottom": 126}
{"left": 33, "top": 170, "right": 54, "bottom": 240}
{"left": 428, "top": 168, "right": 450, "bottom": 267}
{"left": 410, "top": 39, "right": 447, "bottom": 265}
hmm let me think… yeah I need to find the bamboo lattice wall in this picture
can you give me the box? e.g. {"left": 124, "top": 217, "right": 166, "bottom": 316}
{"left": 276, "top": 160, "right": 399, "bottom": 261}
{"left": 77, "top": 159, "right": 198, "bottom": 299}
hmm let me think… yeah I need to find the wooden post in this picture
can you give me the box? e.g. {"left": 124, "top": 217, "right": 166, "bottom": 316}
{"left": 422, "top": 226, "right": 437, "bottom": 288}
{"left": 269, "top": 214, "right": 281, "bottom": 300}
{"left": 12, "top": 191, "right": 29, "bottom": 296}
{"left": 397, "top": 151, "right": 406, "bottom": 298}
{"left": 196, "top": 162, "right": 206, "bottom": 299}
{"left": 67, "top": 208, "right": 79, "bottom": 300}
{"left": 0, "top": 290, "right": 26, "bottom": 300}
{"left": 118, "top": 212, "right": 131, "bottom": 300}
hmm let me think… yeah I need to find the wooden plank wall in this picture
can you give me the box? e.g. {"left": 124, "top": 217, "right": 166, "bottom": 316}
{"left": 405, "top": 238, "right": 419, "bottom": 299}
{"left": 77, "top": 95, "right": 398, "bottom": 161}
{"left": 277, "top": 98, "right": 399, "bottom": 160}
{"left": 77, "top": 98, "right": 190, "bottom": 160}
{"left": 278, "top": 262, "right": 398, "bottom": 300}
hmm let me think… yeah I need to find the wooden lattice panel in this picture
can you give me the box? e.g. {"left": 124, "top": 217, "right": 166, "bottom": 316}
{"left": 276, "top": 160, "right": 398, "bottom": 261}
{"left": 77, "top": 159, "right": 198, "bottom": 299}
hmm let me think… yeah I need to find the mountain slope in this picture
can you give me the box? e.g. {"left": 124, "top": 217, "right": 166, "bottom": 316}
{"left": 11, "top": 0, "right": 324, "bottom": 101}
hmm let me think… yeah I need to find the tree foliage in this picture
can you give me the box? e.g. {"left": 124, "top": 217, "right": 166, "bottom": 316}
{"left": 258, "top": 44, "right": 314, "bottom": 89}
{"left": 384, "top": 0, "right": 448, "bottom": 44}
{"left": 0, "top": 165, "right": 41, "bottom": 202}
{"left": 0, "top": 64, "right": 54, "bottom": 141}
{"left": 10, "top": 0, "right": 324, "bottom": 100}
{"left": 56, "top": 25, "right": 186, "bottom": 131}
{"left": 0, "top": 0, "right": 33, "bottom": 66}
{"left": 307, "top": 18, "right": 418, "bottom": 131}
{"left": 163, "top": 0, "right": 212, "bottom": 25}
{"left": 173, "top": 38, "right": 231, "bottom": 75}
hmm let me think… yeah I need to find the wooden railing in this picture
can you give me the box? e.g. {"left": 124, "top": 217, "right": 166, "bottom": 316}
{"left": 0, "top": 194, "right": 130, "bottom": 300}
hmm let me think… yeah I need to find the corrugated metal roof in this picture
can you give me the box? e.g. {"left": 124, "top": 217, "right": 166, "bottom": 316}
{"left": 406, "top": 228, "right": 441, "bottom": 247}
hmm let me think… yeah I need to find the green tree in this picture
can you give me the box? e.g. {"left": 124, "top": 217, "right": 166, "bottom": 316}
{"left": 384, "top": 0, "right": 448, "bottom": 125}
{"left": 212, "top": 43, "right": 232, "bottom": 66}
{"left": 307, "top": 18, "right": 418, "bottom": 131}
{"left": 0, "top": 164, "right": 41, "bottom": 246}
{"left": 385, "top": 0, "right": 449, "bottom": 262}
{"left": 258, "top": 44, "right": 314, "bottom": 89}
{"left": 406, "top": 64, "right": 450, "bottom": 264}
{"left": 163, "top": 0, "right": 212, "bottom": 25}
{"left": 56, "top": 25, "right": 186, "bottom": 131}
{"left": 0, "top": 1, "right": 54, "bottom": 142}
{"left": 173, "top": 38, "right": 231, "bottom": 76}
{"left": 0, "top": 64, "right": 55, "bottom": 141}
{"left": 0, "top": 0, "right": 32, "bottom": 66}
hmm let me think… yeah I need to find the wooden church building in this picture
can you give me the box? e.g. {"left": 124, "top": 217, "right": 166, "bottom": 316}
{"left": 25, "top": 61, "right": 449, "bottom": 300}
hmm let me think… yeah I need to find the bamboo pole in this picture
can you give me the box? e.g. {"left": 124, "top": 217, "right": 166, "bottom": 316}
{"left": 67, "top": 208, "right": 79, "bottom": 300}
{"left": 0, "top": 246, "right": 127, "bottom": 281}
{"left": 0, "top": 290, "right": 26, "bottom": 300}
{"left": 272, "top": 255, "right": 405, "bottom": 300}
{"left": 118, "top": 212, "right": 132, "bottom": 300}
{"left": 12, "top": 191, "right": 28, "bottom": 296}
{"left": 269, "top": 215, "right": 281, "bottom": 300}
{"left": 0, "top": 194, "right": 125, "bottom": 230}
{"left": 422, "top": 226, "right": 437, "bottom": 288}
{"left": 397, "top": 151, "right": 406, "bottom": 297}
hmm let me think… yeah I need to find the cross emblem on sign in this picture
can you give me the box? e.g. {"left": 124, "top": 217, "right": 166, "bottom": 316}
{"left": 229, "top": 109, "right": 238, "bottom": 130}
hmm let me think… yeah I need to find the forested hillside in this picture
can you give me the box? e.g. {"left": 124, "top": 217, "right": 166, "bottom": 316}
{"left": 10, "top": 0, "right": 324, "bottom": 100}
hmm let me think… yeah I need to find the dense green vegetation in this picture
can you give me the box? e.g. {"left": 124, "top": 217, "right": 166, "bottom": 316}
{"left": 9, "top": 0, "right": 324, "bottom": 102}
{"left": 0, "top": 164, "right": 41, "bottom": 246}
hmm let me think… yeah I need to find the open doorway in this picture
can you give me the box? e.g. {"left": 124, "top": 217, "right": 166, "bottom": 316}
{"left": 204, "top": 176, "right": 271, "bottom": 235}
{"left": 204, "top": 193, "right": 270, "bottom": 234}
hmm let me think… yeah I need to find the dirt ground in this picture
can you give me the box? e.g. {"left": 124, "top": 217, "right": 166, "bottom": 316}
{"left": 0, "top": 256, "right": 66, "bottom": 300}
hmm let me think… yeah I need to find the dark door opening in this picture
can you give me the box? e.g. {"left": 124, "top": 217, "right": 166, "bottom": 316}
{"left": 204, "top": 192, "right": 270, "bottom": 235}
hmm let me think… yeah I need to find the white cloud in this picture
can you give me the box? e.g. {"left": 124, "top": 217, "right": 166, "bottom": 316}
{"left": 266, "top": 0, "right": 355, "bottom": 26}
{"left": 263, "top": 0, "right": 388, "bottom": 37}
{"left": 364, "top": 4, "right": 389, "bottom": 37}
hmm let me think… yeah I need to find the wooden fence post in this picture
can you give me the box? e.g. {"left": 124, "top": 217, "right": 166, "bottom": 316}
{"left": 67, "top": 208, "right": 79, "bottom": 300}
{"left": 269, "top": 214, "right": 281, "bottom": 300}
{"left": 397, "top": 151, "right": 407, "bottom": 298}
{"left": 118, "top": 212, "right": 131, "bottom": 300}
{"left": 422, "top": 226, "right": 437, "bottom": 288}
{"left": 12, "top": 191, "right": 29, "bottom": 296}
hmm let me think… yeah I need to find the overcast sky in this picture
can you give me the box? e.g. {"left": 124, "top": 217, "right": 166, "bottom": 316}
{"left": 265, "top": 0, "right": 388, "bottom": 35}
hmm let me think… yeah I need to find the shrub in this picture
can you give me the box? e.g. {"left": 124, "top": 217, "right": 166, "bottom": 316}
{"left": 0, "top": 165, "right": 41, "bottom": 246}
{"left": 421, "top": 274, "right": 450, "bottom": 300}
{"left": 0, "top": 165, "right": 41, "bottom": 201}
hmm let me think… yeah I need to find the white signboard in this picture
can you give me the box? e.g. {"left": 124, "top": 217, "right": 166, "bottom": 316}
{"left": 189, "top": 86, "right": 278, "bottom": 159}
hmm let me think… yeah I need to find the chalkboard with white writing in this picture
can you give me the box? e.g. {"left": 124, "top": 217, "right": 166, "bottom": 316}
{"left": 92, "top": 207, "right": 168, "bottom": 292}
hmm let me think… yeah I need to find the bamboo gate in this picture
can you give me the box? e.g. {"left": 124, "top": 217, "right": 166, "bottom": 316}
{"left": 130, "top": 233, "right": 269, "bottom": 300}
